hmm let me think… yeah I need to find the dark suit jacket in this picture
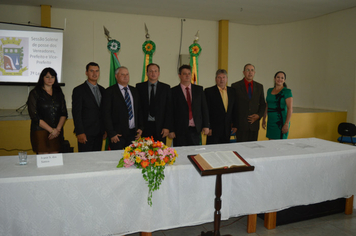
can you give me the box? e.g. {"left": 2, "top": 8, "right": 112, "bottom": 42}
{"left": 136, "top": 81, "right": 173, "bottom": 135}
{"left": 171, "top": 84, "right": 209, "bottom": 135}
{"left": 231, "top": 79, "right": 266, "bottom": 132}
{"left": 102, "top": 84, "right": 143, "bottom": 139}
{"left": 72, "top": 81, "right": 105, "bottom": 136}
{"left": 205, "top": 85, "right": 238, "bottom": 142}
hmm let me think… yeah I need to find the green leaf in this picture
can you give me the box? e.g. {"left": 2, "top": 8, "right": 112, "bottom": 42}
{"left": 117, "top": 158, "right": 125, "bottom": 168}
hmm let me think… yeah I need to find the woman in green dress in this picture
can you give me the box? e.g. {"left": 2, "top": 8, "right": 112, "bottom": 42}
{"left": 262, "top": 71, "right": 293, "bottom": 139}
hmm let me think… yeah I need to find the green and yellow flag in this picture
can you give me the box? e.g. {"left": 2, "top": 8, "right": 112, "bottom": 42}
{"left": 141, "top": 40, "right": 156, "bottom": 82}
{"left": 189, "top": 43, "right": 202, "bottom": 85}
{"left": 105, "top": 39, "right": 121, "bottom": 150}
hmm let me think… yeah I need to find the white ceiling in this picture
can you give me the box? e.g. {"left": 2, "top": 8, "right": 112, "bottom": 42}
{"left": 3, "top": 0, "right": 356, "bottom": 25}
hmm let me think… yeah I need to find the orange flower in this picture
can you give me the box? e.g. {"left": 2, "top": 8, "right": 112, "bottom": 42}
{"left": 148, "top": 150, "right": 154, "bottom": 156}
{"left": 145, "top": 43, "right": 153, "bottom": 51}
{"left": 154, "top": 151, "right": 158, "bottom": 156}
{"left": 163, "top": 156, "right": 169, "bottom": 163}
{"left": 141, "top": 160, "right": 149, "bottom": 168}
{"left": 192, "top": 46, "right": 199, "bottom": 54}
{"left": 153, "top": 141, "right": 162, "bottom": 148}
{"left": 151, "top": 158, "right": 156, "bottom": 164}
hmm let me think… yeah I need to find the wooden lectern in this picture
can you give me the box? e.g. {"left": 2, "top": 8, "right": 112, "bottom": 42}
{"left": 188, "top": 152, "right": 254, "bottom": 236}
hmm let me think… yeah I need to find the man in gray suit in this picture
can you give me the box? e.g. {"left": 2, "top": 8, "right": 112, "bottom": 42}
{"left": 231, "top": 63, "right": 266, "bottom": 142}
{"left": 72, "top": 62, "right": 106, "bottom": 152}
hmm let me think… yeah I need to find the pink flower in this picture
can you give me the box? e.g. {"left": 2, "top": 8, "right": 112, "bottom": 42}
{"left": 139, "top": 152, "right": 147, "bottom": 160}
{"left": 163, "top": 149, "right": 169, "bottom": 156}
{"left": 124, "top": 159, "right": 135, "bottom": 168}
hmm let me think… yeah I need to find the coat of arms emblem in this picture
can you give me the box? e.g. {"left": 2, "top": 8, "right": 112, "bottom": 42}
{"left": 0, "top": 37, "right": 28, "bottom": 76}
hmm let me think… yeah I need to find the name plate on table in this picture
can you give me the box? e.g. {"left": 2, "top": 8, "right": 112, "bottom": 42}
{"left": 36, "top": 154, "right": 63, "bottom": 168}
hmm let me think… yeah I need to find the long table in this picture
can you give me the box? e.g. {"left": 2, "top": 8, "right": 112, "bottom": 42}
{"left": 1, "top": 138, "right": 356, "bottom": 235}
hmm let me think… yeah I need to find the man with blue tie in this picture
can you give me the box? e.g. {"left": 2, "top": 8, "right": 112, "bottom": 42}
{"left": 231, "top": 64, "right": 266, "bottom": 142}
{"left": 102, "top": 66, "right": 143, "bottom": 150}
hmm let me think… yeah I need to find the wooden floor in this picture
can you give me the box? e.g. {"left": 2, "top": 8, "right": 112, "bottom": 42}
{"left": 127, "top": 211, "right": 356, "bottom": 236}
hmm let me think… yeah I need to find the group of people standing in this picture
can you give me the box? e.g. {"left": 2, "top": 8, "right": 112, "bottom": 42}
{"left": 27, "top": 62, "right": 293, "bottom": 154}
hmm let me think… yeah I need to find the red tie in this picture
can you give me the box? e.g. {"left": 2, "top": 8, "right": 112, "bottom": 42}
{"left": 186, "top": 87, "right": 193, "bottom": 120}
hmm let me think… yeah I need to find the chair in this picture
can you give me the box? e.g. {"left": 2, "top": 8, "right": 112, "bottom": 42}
{"left": 337, "top": 122, "right": 356, "bottom": 145}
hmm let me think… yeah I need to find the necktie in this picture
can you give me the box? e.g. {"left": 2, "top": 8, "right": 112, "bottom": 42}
{"left": 186, "top": 87, "right": 193, "bottom": 120}
{"left": 93, "top": 86, "right": 101, "bottom": 106}
{"left": 220, "top": 87, "right": 228, "bottom": 112}
{"left": 248, "top": 83, "right": 252, "bottom": 99}
{"left": 149, "top": 84, "right": 155, "bottom": 117}
{"left": 124, "top": 87, "right": 133, "bottom": 120}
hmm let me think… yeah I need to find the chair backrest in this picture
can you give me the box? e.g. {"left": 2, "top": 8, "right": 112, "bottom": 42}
{"left": 338, "top": 122, "right": 356, "bottom": 136}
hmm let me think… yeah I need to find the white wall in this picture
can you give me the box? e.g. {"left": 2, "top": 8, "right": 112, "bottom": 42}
{"left": 0, "top": 5, "right": 219, "bottom": 110}
{"left": 229, "top": 8, "right": 356, "bottom": 122}
{"left": 1, "top": 4, "right": 356, "bottom": 123}
{"left": 51, "top": 8, "right": 219, "bottom": 94}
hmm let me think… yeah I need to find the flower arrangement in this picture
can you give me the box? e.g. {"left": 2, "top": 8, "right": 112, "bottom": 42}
{"left": 117, "top": 137, "right": 178, "bottom": 206}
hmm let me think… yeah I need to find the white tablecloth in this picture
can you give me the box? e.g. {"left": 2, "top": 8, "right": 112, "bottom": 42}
{"left": 1, "top": 138, "right": 356, "bottom": 236}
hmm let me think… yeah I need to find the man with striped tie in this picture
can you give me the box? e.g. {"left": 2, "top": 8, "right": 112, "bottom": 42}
{"left": 102, "top": 66, "right": 143, "bottom": 150}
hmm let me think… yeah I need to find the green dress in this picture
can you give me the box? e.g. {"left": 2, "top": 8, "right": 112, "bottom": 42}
{"left": 266, "top": 87, "right": 293, "bottom": 139}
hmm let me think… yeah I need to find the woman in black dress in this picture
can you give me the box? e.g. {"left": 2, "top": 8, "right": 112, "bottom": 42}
{"left": 27, "top": 67, "right": 67, "bottom": 154}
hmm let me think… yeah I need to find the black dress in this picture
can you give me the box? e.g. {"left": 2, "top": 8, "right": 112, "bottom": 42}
{"left": 27, "top": 86, "right": 68, "bottom": 153}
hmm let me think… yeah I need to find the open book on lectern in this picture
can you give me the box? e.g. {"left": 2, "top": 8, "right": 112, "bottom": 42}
{"left": 194, "top": 151, "right": 250, "bottom": 170}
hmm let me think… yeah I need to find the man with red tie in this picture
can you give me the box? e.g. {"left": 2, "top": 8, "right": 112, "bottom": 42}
{"left": 169, "top": 65, "right": 209, "bottom": 147}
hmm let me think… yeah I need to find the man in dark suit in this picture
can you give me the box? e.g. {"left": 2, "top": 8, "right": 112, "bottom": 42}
{"left": 205, "top": 69, "right": 238, "bottom": 144}
{"left": 72, "top": 62, "right": 106, "bottom": 152}
{"left": 102, "top": 66, "right": 143, "bottom": 150}
{"left": 168, "top": 64, "right": 209, "bottom": 147}
{"left": 231, "top": 63, "right": 266, "bottom": 142}
{"left": 136, "top": 63, "right": 172, "bottom": 143}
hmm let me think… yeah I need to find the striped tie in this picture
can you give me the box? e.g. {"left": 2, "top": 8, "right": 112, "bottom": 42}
{"left": 124, "top": 87, "right": 133, "bottom": 120}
